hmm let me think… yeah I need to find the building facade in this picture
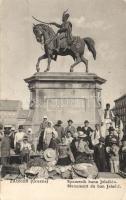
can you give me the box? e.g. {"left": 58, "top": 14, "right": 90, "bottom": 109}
{"left": 114, "top": 94, "right": 126, "bottom": 129}
{"left": 0, "top": 100, "right": 28, "bottom": 128}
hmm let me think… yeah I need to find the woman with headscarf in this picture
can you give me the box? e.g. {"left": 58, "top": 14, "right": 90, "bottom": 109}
{"left": 43, "top": 121, "right": 56, "bottom": 149}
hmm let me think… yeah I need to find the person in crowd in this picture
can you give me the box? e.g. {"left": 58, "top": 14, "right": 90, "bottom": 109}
{"left": 27, "top": 128, "right": 35, "bottom": 151}
{"left": 100, "top": 121, "right": 106, "bottom": 138}
{"left": 81, "top": 120, "right": 93, "bottom": 149}
{"left": 9, "top": 127, "right": 16, "bottom": 149}
{"left": 70, "top": 132, "right": 79, "bottom": 160}
{"left": 20, "top": 135, "right": 32, "bottom": 163}
{"left": 124, "top": 125, "right": 126, "bottom": 138}
{"left": 0, "top": 124, "right": 4, "bottom": 141}
{"left": 105, "top": 127, "right": 118, "bottom": 147}
{"left": 1, "top": 129, "right": 10, "bottom": 165}
{"left": 57, "top": 136, "right": 75, "bottom": 166}
{"left": 107, "top": 138, "right": 119, "bottom": 173}
{"left": 65, "top": 119, "right": 76, "bottom": 137}
{"left": 94, "top": 137, "right": 107, "bottom": 172}
{"left": 39, "top": 116, "right": 49, "bottom": 132}
{"left": 91, "top": 124, "right": 101, "bottom": 146}
{"left": 37, "top": 116, "right": 48, "bottom": 151}
{"left": 104, "top": 103, "right": 115, "bottom": 131}
{"left": 75, "top": 131, "right": 94, "bottom": 164}
{"left": 27, "top": 128, "right": 33, "bottom": 143}
{"left": 14, "top": 125, "right": 26, "bottom": 154}
{"left": 0, "top": 124, "right": 4, "bottom": 158}
{"left": 119, "top": 138, "right": 126, "bottom": 173}
{"left": 54, "top": 120, "right": 65, "bottom": 140}
{"left": 114, "top": 114, "right": 124, "bottom": 142}
{"left": 43, "top": 121, "right": 56, "bottom": 149}
{"left": 105, "top": 126, "right": 118, "bottom": 171}
{"left": 49, "top": 130, "right": 60, "bottom": 151}
{"left": 66, "top": 131, "right": 73, "bottom": 145}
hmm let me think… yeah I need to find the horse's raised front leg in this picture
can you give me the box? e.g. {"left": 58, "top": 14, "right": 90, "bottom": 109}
{"left": 81, "top": 55, "right": 88, "bottom": 73}
{"left": 36, "top": 54, "right": 47, "bottom": 72}
{"left": 44, "top": 56, "right": 51, "bottom": 72}
{"left": 70, "top": 55, "right": 81, "bottom": 72}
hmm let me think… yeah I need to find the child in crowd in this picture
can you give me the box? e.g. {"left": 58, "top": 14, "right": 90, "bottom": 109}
{"left": 20, "top": 136, "right": 32, "bottom": 163}
{"left": 108, "top": 138, "right": 119, "bottom": 173}
{"left": 14, "top": 125, "right": 26, "bottom": 154}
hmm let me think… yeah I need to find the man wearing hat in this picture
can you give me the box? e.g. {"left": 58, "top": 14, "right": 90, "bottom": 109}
{"left": 65, "top": 119, "right": 76, "bottom": 137}
{"left": 94, "top": 137, "right": 107, "bottom": 172}
{"left": 49, "top": 9, "right": 73, "bottom": 52}
{"left": 81, "top": 120, "right": 94, "bottom": 149}
{"left": 14, "top": 125, "right": 26, "bottom": 154}
{"left": 37, "top": 116, "right": 48, "bottom": 151}
{"left": 54, "top": 120, "right": 65, "bottom": 140}
{"left": 9, "top": 127, "right": 16, "bottom": 149}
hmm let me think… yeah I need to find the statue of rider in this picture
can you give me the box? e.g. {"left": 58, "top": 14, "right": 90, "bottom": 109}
{"left": 49, "top": 10, "right": 73, "bottom": 51}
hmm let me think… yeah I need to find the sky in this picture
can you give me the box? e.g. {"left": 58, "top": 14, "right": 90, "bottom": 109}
{"left": 0, "top": 0, "right": 126, "bottom": 109}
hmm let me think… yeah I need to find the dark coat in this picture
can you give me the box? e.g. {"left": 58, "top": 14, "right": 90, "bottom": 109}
{"left": 70, "top": 138, "right": 79, "bottom": 159}
{"left": 81, "top": 126, "right": 93, "bottom": 149}
{"left": 94, "top": 143, "right": 107, "bottom": 172}
{"left": 54, "top": 125, "right": 65, "bottom": 139}
{"left": 105, "top": 134, "right": 118, "bottom": 147}
{"left": 49, "top": 138, "right": 60, "bottom": 150}
{"left": 119, "top": 146, "right": 126, "bottom": 172}
{"left": 37, "top": 130, "right": 44, "bottom": 151}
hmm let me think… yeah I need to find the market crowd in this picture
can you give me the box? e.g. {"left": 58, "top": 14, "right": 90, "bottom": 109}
{"left": 0, "top": 103, "right": 126, "bottom": 175}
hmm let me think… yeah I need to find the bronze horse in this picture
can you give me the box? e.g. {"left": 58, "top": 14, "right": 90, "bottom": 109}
{"left": 33, "top": 23, "right": 96, "bottom": 72}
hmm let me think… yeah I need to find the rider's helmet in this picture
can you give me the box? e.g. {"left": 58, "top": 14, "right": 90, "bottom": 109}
{"left": 62, "top": 9, "right": 70, "bottom": 22}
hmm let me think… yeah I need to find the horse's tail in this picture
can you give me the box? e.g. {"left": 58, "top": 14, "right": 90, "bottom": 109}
{"left": 83, "top": 37, "right": 96, "bottom": 60}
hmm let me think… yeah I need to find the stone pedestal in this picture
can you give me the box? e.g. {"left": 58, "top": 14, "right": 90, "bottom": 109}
{"left": 24, "top": 72, "right": 106, "bottom": 133}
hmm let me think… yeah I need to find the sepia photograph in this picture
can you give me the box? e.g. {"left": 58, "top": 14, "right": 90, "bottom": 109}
{"left": 0, "top": 0, "right": 126, "bottom": 190}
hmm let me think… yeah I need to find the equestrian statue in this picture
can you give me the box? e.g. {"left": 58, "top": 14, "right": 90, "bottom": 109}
{"left": 33, "top": 10, "right": 96, "bottom": 73}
